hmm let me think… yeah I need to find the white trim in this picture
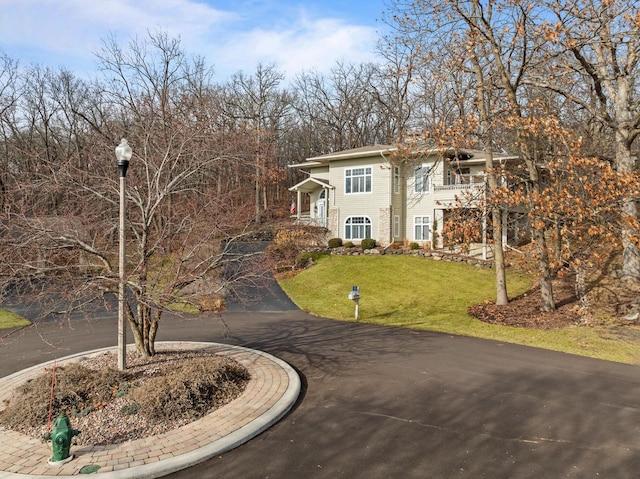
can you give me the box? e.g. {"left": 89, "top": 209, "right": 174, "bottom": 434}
{"left": 413, "top": 215, "right": 431, "bottom": 241}
{"left": 344, "top": 216, "right": 373, "bottom": 240}
{"left": 289, "top": 177, "right": 332, "bottom": 193}
{"left": 345, "top": 166, "right": 373, "bottom": 195}
{"left": 308, "top": 146, "right": 397, "bottom": 162}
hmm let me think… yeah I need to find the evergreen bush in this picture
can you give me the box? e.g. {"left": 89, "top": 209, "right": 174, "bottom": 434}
{"left": 361, "top": 238, "right": 376, "bottom": 250}
{"left": 328, "top": 238, "right": 343, "bottom": 248}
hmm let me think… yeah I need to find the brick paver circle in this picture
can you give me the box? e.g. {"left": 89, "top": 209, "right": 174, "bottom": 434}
{"left": 0, "top": 342, "right": 300, "bottom": 478}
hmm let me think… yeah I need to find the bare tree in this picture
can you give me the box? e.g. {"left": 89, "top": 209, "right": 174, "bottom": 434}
{"left": 526, "top": 0, "right": 640, "bottom": 279}
{"left": 0, "top": 52, "right": 20, "bottom": 212}
{"left": 293, "top": 62, "right": 391, "bottom": 153}
{"left": 385, "top": 0, "right": 553, "bottom": 307}
{"left": 221, "top": 63, "right": 293, "bottom": 223}
{"left": 1, "top": 32, "right": 265, "bottom": 358}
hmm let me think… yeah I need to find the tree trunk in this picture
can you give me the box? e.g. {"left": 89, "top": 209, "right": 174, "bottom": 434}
{"left": 263, "top": 183, "right": 268, "bottom": 219}
{"left": 574, "top": 264, "right": 590, "bottom": 324}
{"left": 621, "top": 196, "right": 640, "bottom": 279}
{"left": 485, "top": 159, "right": 508, "bottom": 305}
{"left": 148, "top": 310, "right": 160, "bottom": 356}
{"left": 616, "top": 139, "right": 640, "bottom": 278}
{"left": 533, "top": 219, "right": 556, "bottom": 312}
{"left": 491, "top": 206, "right": 509, "bottom": 305}
{"left": 255, "top": 166, "right": 261, "bottom": 224}
{"left": 516, "top": 125, "right": 556, "bottom": 312}
{"left": 129, "top": 298, "right": 154, "bottom": 357}
{"left": 469, "top": 38, "right": 509, "bottom": 306}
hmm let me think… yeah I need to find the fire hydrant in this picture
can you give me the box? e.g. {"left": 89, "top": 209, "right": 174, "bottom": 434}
{"left": 43, "top": 412, "right": 80, "bottom": 465}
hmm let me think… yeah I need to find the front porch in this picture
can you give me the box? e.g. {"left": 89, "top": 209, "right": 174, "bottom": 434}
{"left": 288, "top": 176, "right": 333, "bottom": 230}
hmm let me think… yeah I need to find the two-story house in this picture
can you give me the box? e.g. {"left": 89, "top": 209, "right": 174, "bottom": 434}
{"left": 289, "top": 144, "right": 519, "bottom": 249}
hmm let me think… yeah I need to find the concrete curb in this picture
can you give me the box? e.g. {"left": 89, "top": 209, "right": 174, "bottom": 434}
{"left": 0, "top": 342, "right": 301, "bottom": 478}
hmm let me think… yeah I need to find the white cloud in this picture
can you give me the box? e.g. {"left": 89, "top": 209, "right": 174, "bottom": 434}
{"left": 0, "top": 0, "right": 381, "bottom": 80}
{"left": 0, "top": 0, "right": 232, "bottom": 72}
{"left": 210, "top": 16, "right": 379, "bottom": 79}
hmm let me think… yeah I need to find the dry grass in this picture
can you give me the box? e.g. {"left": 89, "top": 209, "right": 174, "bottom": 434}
{"left": 0, "top": 363, "right": 127, "bottom": 428}
{"left": 0, "top": 351, "right": 251, "bottom": 445}
{"left": 130, "top": 357, "right": 250, "bottom": 422}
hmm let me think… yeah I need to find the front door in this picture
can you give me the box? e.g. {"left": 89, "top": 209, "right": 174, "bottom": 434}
{"left": 317, "top": 189, "right": 327, "bottom": 226}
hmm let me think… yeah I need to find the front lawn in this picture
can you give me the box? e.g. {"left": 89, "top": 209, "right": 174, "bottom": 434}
{"left": 278, "top": 255, "right": 640, "bottom": 364}
{"left": 0, "top": 309, "right": 30, "bottom": 330}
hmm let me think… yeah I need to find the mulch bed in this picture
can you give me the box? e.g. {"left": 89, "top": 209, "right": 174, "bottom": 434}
{"left": 469, "top": 279, "right": 580, "bottom": 330}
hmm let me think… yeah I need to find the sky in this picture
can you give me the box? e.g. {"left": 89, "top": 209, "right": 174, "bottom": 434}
{"left": 0, "top": 0, "right": 390, "bottom": 81}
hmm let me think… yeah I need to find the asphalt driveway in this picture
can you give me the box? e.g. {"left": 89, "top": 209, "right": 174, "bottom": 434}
{"left": 2, "top": 308, "right": 640, "bottom": 478}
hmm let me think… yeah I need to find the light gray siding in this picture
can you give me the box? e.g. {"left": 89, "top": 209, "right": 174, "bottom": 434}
{"left": 290, "top": 146, "right": 504, "bottom": 248}
{"left": 329, "top": 157, "right": 393, "bottom": 244}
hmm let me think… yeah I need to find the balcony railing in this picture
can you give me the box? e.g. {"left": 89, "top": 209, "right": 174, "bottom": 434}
{"left": 434, "top": 175, "right": 485, "bottom": 191}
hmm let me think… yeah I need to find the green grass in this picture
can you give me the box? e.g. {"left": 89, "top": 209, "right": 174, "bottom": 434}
{"left": 167, "top": 302, "right": 201, "bottom": 313}
{"left": 0, "top": 309, "right": 30, "bottom": 330}
{"left": 279, "top": 255, "right": 640, "bottom": 364}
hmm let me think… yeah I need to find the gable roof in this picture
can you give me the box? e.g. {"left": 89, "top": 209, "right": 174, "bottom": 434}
{"left": 289, "top": 177, "right": 333, "bottom": 193}
{"left": 289, "top": 145, "right": 519, "bottom": 170}
{"left": 288, "top": 145, "right": 397, "bottom": 169}
{"left": 308, "top": 145, "right": 397, "bottom": 162}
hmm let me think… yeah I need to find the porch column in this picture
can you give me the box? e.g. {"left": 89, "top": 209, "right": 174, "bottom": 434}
{"left": 502, "top": 209, "right": 508, "bottom": 250}
{"left": 296, "top": 190, "right": 301, "bottom": 220}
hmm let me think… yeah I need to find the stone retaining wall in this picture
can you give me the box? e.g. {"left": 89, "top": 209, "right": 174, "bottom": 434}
{"left": 320, "top": 246, "right": 495, "bottom": 268}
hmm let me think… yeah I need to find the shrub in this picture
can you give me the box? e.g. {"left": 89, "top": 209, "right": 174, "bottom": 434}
{"left": 431, "top": 219, "right": 439, "bottom": 249}
{"left": 132, "top": 357, "right": 250, "bottom": 421}
{"left": 120, "top": 404, "right": 139, "bottom": 416}
{"left": 343, "top": 241, "right": 355, "bottom": 248}
{"left": 328, "top": 238, "right": 343, "bottom": 248}
{"left": 409, "top": 242, "right": 420, "bottom": 250}
{"left": 0, "top": 363, "right": 128, "bottom": 428}
{"left": 198, "top": 295, "right": 226, "bottom": 312}
{"left": 268, "top": 226, "right": 327, "bottom": 272}
{"left": 274, "top": 228, "right": 313, "bottom": 248}
{"left": 298, "top": 251, "right": 327, "bottom": 262}
{"left": 361, "top": 238, "right": 376, "bottom": 250}
{"left": 296, "top": 251, "right": 328, "bottom": 268}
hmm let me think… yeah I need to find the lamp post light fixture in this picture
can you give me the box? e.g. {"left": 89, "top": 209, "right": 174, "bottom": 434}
{"left": 115, "top": 138, "right": 132, "bottom": 370}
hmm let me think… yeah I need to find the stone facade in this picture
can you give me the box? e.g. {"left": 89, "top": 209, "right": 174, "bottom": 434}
{"left": 328, "top": 207, "right": 339, "bottom": 239}
{"left": 378, "top": 207, "right": 392, "bottom": 246}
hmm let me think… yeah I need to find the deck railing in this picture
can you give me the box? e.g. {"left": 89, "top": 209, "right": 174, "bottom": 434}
{"left": 434, "top": 175, "right": 485, "bottom": 192}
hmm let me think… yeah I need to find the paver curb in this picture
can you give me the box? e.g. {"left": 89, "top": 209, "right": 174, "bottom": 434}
{"left": 0, "top": 341, "right": 301, "bottom": 478}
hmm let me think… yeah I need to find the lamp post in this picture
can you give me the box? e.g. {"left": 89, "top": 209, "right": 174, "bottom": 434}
{"left": 115, "top": 139, "right": 132, "bottom": 371}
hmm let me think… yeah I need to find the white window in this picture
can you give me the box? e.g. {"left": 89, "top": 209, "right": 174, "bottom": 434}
{"left": 393, "top": 166, "right": 400, "bottom": 194}
{"left": 393, "top": 215, "right": 400, "bottom": 238}
{"left": 345, "top": 216, "right": 372, "bottom": 240}
{"left": 414, "top": 216, "right": 431, "bottom": 241}
{"left": 345, "top": 167, "right": 372, "bottom": 194}
{"left": 415, "top": 165, "right": 431, "bottom": 193}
